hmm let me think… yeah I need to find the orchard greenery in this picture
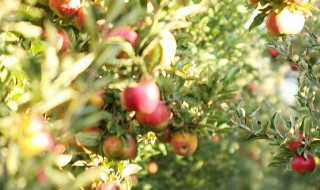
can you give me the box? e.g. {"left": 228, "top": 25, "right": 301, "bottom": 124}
{"left": 0, "top": 0, "right": 320, "bottom": 190}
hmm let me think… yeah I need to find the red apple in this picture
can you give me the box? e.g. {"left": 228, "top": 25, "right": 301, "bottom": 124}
{"left": 291, "top": 154, "right": 315, "bottom": 174}
{"left": 130, "top": 175, "right": 138, "bottom": 187}
{"left": 288, "top": 141, "right": 303, "bottom": 155}
{"left": 76, "top": 5, "right": 103, "bottom": 30}
{"left": 156, "top": 127, "right": 171, "bottom": 142}
{"left": 49, "top": 0, "right": 81, "bottom": 18}
{"left": 266, "top": 9, "right": 305, "bottom": 36}
{"left": 20, "top": 114, "right": 45, "bottom": 134}
{"left": 171, "top": 131, "right": 198, "bottom": 156}
{"left": 102, "top": 134, "right": 136, "bottom": 160}
{"left": 213, "top": 135, "right": 220, "bottom": 142}
{"left": 291, "top": 64, "right": 300, "bottom": 71}
{"left": 76, "top": 6, "right": 87, "bottom": 29}
{"left": 96, "top": 182, "right": 121, "bottom": 190}
{"left": 269, "top": 47, "right": 279, "bottom": 58}
{"left": 121, "top": 81, "right": 160, "bottom": 114}
{"left": 296, "top": 131, "right": 305, "bottom": 141}
{"left": 248, "top": 82, "right": 256, "bottom": 92}
{"left": 147, "top": 161, "right": 158, "bottom": 174}
{"left": 136, "top": 103, "right": 172, "bottom": 131}
{"left": 103, "top": 26, "right": 138, "bottom": 47}
{"left": 21, "top": 131, "right": 54, "bottom": 156}
{"left": 37, "top": 169, "right": 47, "bottom": 185}
{"left": 54, "top": 29, "right": 70, "bottom": 52}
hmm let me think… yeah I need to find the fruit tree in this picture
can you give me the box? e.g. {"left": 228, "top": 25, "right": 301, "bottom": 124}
{"left": 1, "top": 0, "right": 320, "bottom": 189}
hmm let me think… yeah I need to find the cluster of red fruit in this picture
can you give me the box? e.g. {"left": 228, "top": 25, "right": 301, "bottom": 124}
{"left": 120, "top": 80, "right": 198, "bottom": 157}
{"left": 47, "top": 0, "right": 198, "bottom": 158}
{"left": 250, "top": 0, "right": 311, "bottom": 36}
{"left": 287, "top": 131, "right": 315, "bottom": 174}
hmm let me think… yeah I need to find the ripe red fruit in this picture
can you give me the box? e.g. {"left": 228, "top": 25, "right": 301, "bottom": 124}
{"left": 54, "top": 29, "right": 70, "bottom": 52}
{"left": 37, "top": 169, "right": 47, "bottom": 185}
{"left": 291, "top": 154, "right": 315, "bottom": 174}
{"left": 269, "top": 47, "right": 279, "bottom": 59}
{"left": 248, "top": 83, "right": 256, "bottom": 92}
{"left": 291, "top": 64, "right": 299, "bottom": 71}
{"left": 21, "top": 131, "right": 54, "bottom": 156}
{"left": 49, "top": 0, "right": 81, "bottom": 18}
{"left": 103, "top": 26, "right": 138, "bottom": 47}
{"left": 171, "top": 131, "right": 198, "bottom": 156}
{"left": 103, "top": 134, "right": 136, "bottom": 160}
{"left": 213, "top": 135, "right": 220, "bottom": 142}
{"left": 76, "top": 5, "right": 102, "bottom": 30}
{"left": 130, "top": 175, "right": 139, "bottom": 187}
{"left": 96, "top": 182, "right": 121, "bottom": 190}
{"left": 296, "top": 131, "right": 305, "bottom": 141}
{"left": 147, "top": 161, "right": 158, "bottom": 174}
{"left": 288, "top": 141, "right": 303, "bottom": 155}
{"left": 266, "top": 9, "right": 305, "bottom": 36}
{"left": 121, "top": 81, "right": 160, "bottom": 114}
{"left": 136, "top": 103, "right": 172, "bottom": 131}
{"left": 76, "top": 6, "right": 87, "bottom": 29}
{"left": 156, "top": 127, "right": 171, "bottom": 142}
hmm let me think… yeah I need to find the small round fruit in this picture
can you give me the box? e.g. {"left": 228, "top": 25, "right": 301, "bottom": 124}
{"left": 37, "top": 169, "right": 47, "bottom": 185}
{"left": 103, "top": 134, "right": 136, "bottom": 160}
{"left": 147, "top": 161, "right": 158, "bottom": 174}
{"left": 248, "top": 83, "right": 256, "bottom": 92}
{"left": 20, "top": 114, "right": 45, "bottom": 134}
{"left": 213, "top": 135, "right": 220, "bottom": 142}
{"left": 291, "top": 64, "right": 299, "bottom": 71}
{"left": 76, "top": 5, "right": 102, "bottom": 30}
{"left": 49, "top": 0, "right": 81, "bottom": 18}
{"left": 288, "top": 141, "right": 303, "bottom": 155}
{"left": 55, "top": 29, "right": 70, "bottom": 52}
{"left": 96, "top": 182, "right": 121, "bottom": 190}
{"left": 291, "top": 154, "right": 315, "bottom": 174}
{"left": 266, "top": 9, "right": 305, "bottom": 36}
{"left": 269, "top": 47, "right": 279, "bottom": 58}
{"left": 171, "top": 131, "right": 198, "bottom": 156}
{"left": 130, "top": 175, "right": 139, "bottom": 187}
{"left": 76, "top": 6, "right": 87, "bottom": 29}
{"left": 121, "top": 81, "right": 160, "bottom": 114}
{"left": 103, "top": 26, "right": 138, "bottom": 47}
{"left": 21, "top": 132, "right": 54, "bottom": 156}
{"left": 296, "top": 131, "right": 305, "bottom": 141}
{"left": 136, "top": 103, "right": 172, "bottom": 131}
{"left": 156, "top": 127, "right": 171, "bottom": 142}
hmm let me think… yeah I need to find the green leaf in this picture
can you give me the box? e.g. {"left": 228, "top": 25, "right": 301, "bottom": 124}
{"left": 121, "top": 164, "right": 142, "bottom": 178}
{"left": 223, "top": 66, "right": 240, "bottom": 84}
{"left": 247, "top": 134, "right": 269, "bottom": 141}
{"left": 249, "top": 12, "right": 266, "bottom": 31}
{"left": 75, "top": 132, "right": 103, "bottom": 147}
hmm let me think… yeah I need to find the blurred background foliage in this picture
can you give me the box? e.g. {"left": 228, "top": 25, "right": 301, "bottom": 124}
{"left": 1, "top": 0, "right": 320, "bottom": 190}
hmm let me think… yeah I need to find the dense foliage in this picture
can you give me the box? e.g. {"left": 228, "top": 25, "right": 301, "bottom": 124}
{"left": 0, "top": 0, "right": 320, "bottom": 189}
